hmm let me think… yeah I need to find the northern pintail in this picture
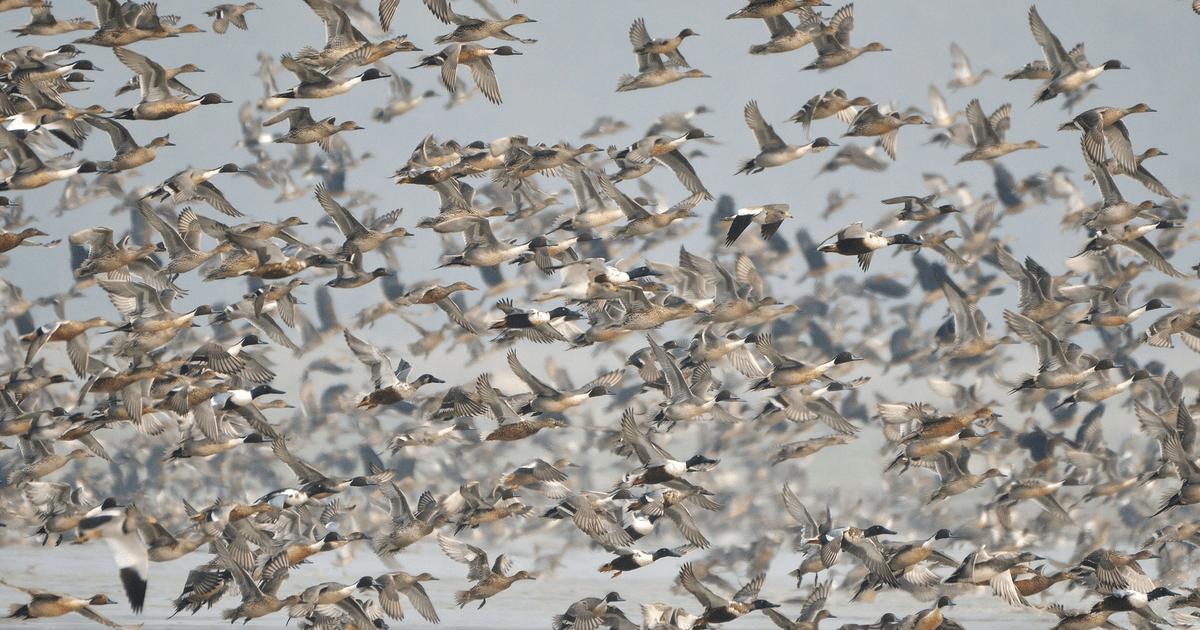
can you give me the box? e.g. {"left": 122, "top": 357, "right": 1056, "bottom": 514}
{"left": 212, "top": 537, "right": 299, "bottom": 623}
{"left": 841, "top": 104, "right": 927, "bottom": 160}
{"left": 554, "top": 592, "right": 625, "bottom": 630}
{"left": 630, "top": 18, "right": 696, "bottom": 67}
{"left": 315, "top": 183, "right": 409, "bottom": 255}
{"left": 413, "top": 43, "right": 520, "bottom": 104}
{"left": 424, "top": 0, "right": 537, "bottom": 45}
{"left": 507, "top": 349, "right": 619, "bottom": 414}
{"left": 882, "top": 195, "right": 958, "bottom": 222}
{"left": 110, "top": 48, "right": 228, "bottom": 120}
{"left": 0, "top": 579, "right": 138, "bottom": 629}
{"left": 946, "top": 42, "right": 990, "bottom": 89}
{"left": 1077, "top": 285, "right": 1174, "bottom": 325}
{"left": 274, "top": 54, "right": 390, "bottom": 100}
{"left": 1081, "top": 147, "right": 1175, "bottom": 198}
{"left": 788, "top": 88, "right": 871, "bottom": 138}
{"left": 287, "top": 577, "right": 378, "bottom": 627}
{"left": 618, "top": 20, "right": 709, "bottom": 92}
{"left": 749, "top": 334, "right": 862, "bottom": 390}
{"left": 437, "top": 214, "right": 529, "bottom": 266}
{"left": 1053, "top": 369, "right": 1150, "bottom": 408}
{"left": 1005, "top": 309, "right": 1120, "bottom": 392}
{"left": 763, "top": 581, "right": 834, "bottom": 630}
{"left": 145, "top": 163, "right": 244, "bottom": 217}
{"left": 1059, "top": 103, "right": 1155, "bottom": 176}
{"left": 437, "top": 534, "right": 535, "bottom": 608}
{"left": 114, "top": 60, "right": 204, "bottom": 98}
{"left": 614, "top": 128, "right": 712, "bottom": 198}
{"left": 738, "top": 101, "right": 836, "bottom": 174}
{"left": 0, "top": 125, "right": 96, "bottom": 190}
{"left": 1151, "top": 427, "right": 1200, "bottom": 516}
{"left": 601, "top": 177, "right": 707, "bottom": 239}
{"left": 84, "top": 116, "right": 173, "bottom": 173}
{"left": 67, "top": 226, "right": 157, "bottom": 278}
{"left": 298, "top": 0, "right": 417, "bottom": 69}
{"left": 11, "top": 4, "right": 96, "bottom": 36}
{"left": 957, "top": 99, "right": 1045, "bottom": 163}
{"left": 938, "top": 280, "right": 1016, "bottom": 360}
{"left": 205, "top": 3, "right": 260, "bottom": 34}
{"left": 265, "top": 106, "right": 362, "bottom": 150}
{"left": 371, "top": 571, "right": 440, "bottom": 622}
{"left": 748, "top": 12, "right": 832, "bottom": 56}
{"left": 1079, "top": 142, "right": 1160, "bottom": 229}
{"left": 727, "top": 0, "right": 828, "bottom": 20}
{"left": 373, "top": 68, "right": 439, "bottom": 122}
{"left": 75, "top": 0, "right": 202, "bottom": 47}
{"left": 680, "top": 563, "right": 779, "bottom": 628}
{"left": 802, "top": 4, "right": 889, "bottom": 71}
{"left": 344, "top": 330, "right": 444, "bottom": 408}
{"left": 1028, "top": 6, "right": 1127, "bottom": 104}
{"left": 138, "top": 204, "right": 232, "bottom": 276}
{"left": 926, "top": 448, "right": 1004, "bottom": 503}
{"left": 817, "top": 222, "right": 918, "bottom": 270}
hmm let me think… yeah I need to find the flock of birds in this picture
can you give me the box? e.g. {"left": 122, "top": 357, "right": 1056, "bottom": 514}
{"left": 2, "top": 1, "right": 1200, "bottom": 630}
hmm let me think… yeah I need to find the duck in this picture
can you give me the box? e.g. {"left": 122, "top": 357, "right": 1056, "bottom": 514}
{"left": 762, "top": 581, "right": 834, "bottom": 630}
{"left": 614, "top": 128, "right": 711, "bottom": 198}
{"left": 630, "top": 18, "right": 696, "bottom": 67}
{"left": 138, "top": 203, "right": 232, "bottom": 277}
{"left": 10, "top": 4, "right": 96, "bottom": 36}
{"left": 621, "top": 408, "right": 720, "bottom": 483}
{"left": 67, "top": 227, "right": 157, "bottom": 278}
{"left": 600, "top": 176, "right": 707, "bottom": 239}
{"left": 946, "top": 42, "right": 991, "bottom": 89}
{"left": 1082, "top": 147, "right": 1175, "bottom": 198}
{"left": 75, "top": 503, "right": 151, "bottom": 613}
{"left": 938, "top": 280, "right": 1017, "bottom": 360}
{"left": 84, "top": 116, "right": 173, "bottom": 173}
{"left": 344, "top": 330, "right": 444, "bottom": 409}
{"left": 553, "top": 592, "right": 625, "bottom": 630}
{"left": 0, "top": 226, "right": 54, "bottom": 254}
{"left": 506, "top": 349, "right": 619, "bottom": 415}
{"left": 144, "top": 164, "right": 244, "bottom": 217}
{"left": 273, "top": 54, "right": 390, "bottom": 100}
{"left": 390, "top": 281, "right": 479, "bottom": 333}
{"left": 1059, "top": 103, "right": 1155, "bottom": 175}
{"left": 957, "top": 99, "right": 1045, "bottom": 163}
{"left": 802, "top": 4, "right": 889, "bottom": 71}
{"left": 643, "top": 339, "right": 741, "bottom": 424}
{"left": 788, "top": 88, "right": 871, "bottom": 138}
{"left": 297, "top": 0, "right": 418, "bottom": 68}
{"left": 0, "top": 579, "right": 138, "bottom": 630}
{"left": 423, "top": 0, "right": 537, "bottom": 45}
{"left": 1079, "top": 143, "right": 1160, "bottom": 229}
{"left": 111, "top": 47, "right": 228, "bottom": 121}
{"left": 841, "top": 104, "right": 927, "bottom": 160}
{"left": 817, "top": 222, "right": 919, "bottom": 271}
{"left": 727, "top": 0, "right": 828, "bottom": 20}
{"left": 264, "top": 106, "right": 362, "bottom": 150}
{"left": 882, "top": 194, "right": 958, "bottom": 222}
{"left": 373, "top": 68, "right": 439, "bottom": 122}
{"left": 0, "top": 125, "right": 96, "bottom": 190}
{"left": 372, "top": 484, "right": 449, "bottom": 556}
{"left": 903, "top": 596, "right": 955, "bottom": 630}
{"left": 618, "top": 20, "right": 709, "bottom": 92}
{"left": 315, "top": 183, "right": 410, "bottom": 255}
{"left": 1028, "top": 6, "right": 1126, "bottom": 104}
{"left": 738, "top": 101, "right": 836, "bottom": 174}
{"left": 749, "top": 12, "right": 834, "bottom": 56}
{"left": 204, "top": 2, "right": 260, "bottom": 34}
{"left": 412, "top": 43, "right": 520, "bottom": 104}
{"left": 438, "top": 215, "right": 530, "bottom": 267}
{"left": 680, "top": 563, "right": 779, "bottom": 628}
{"left": 370, "top": 571, "right": 440, "bottom": 623}
{"left": 212, "top": 537, "right": 299, "bottom": 623}
{"left": 438, "top": 534, "right": 535, "bottom": 609}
